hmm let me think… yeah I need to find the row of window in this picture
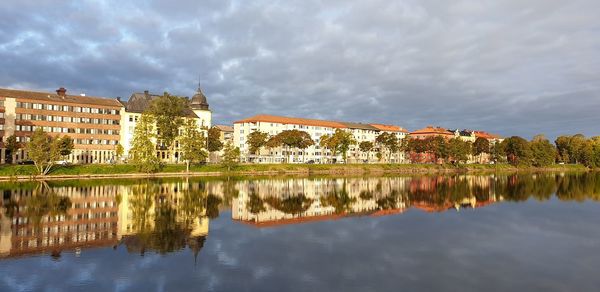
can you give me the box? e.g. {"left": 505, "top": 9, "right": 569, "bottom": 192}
{"left": 15, "top": 136, "right": 118, "bottom": 145}
{"left": 16, "top": 114, "right": 120, "bottom": 125}
{"left": 16, "top": 102, "right": 118, "bottom": 115}
{"left": 15, "top": 125, "right": 119, "bottom": 135}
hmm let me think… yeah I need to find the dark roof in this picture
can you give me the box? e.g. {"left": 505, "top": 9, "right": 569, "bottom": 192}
{"left": 124, "top": 91, "right": 198, "bottom": 118}
{"left": 338, "top": 122, "right": 380, "bottom": 131}
{"left": 0, "top": 87, "right": 122, "bottom": 107}
{"left": 190, "top": 87, "right": 209, "bottom": 110}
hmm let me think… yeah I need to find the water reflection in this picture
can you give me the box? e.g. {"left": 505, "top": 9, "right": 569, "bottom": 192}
{"left": 0, "top": 172, "right": 599, "bottom": 259}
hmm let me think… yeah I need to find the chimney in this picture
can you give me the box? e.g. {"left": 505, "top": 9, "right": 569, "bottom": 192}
{"left": 56, "top": 87, "right": 67, "bottom": 97}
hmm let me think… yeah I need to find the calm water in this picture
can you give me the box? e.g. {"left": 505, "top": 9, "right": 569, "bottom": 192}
{"left": 1, "top": 173, "right": 600, "bottom": 291}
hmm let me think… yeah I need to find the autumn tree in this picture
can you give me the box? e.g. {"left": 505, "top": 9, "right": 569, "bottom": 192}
{"left": 179, "top": 119, "right": 208, "bottom": 172}
{"left": 330, "top": 129, "right": 355, "bottom": 163}
{"left": 115, "top": 143, "right": 124, "bottom": 162}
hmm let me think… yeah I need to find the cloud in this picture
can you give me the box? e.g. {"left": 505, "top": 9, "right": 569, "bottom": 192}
{"left": 1, "top": 0, "right": 599, "bottom": 138}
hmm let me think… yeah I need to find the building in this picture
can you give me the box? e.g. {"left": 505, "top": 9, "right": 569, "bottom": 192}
{"left": 214, "top": 125, "right": 234, "bottom": 145}
{"left": 119, "top": 86, "right": 212, "bottom": 163}
{"left": 0, "top": 87, "right": 122, "bottom": 164}
{"left": 409, "top": 126, "right": 455, "bottom": 140}
{"left": 233, "top": 114, "right": 408, "bottom": 163}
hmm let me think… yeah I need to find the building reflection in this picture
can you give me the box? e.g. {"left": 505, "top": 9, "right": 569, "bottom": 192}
{"left": 0, "top": 179, "right": 213, "bottom": 259}
{"left": 1, "top": 173, "right": 600, "bottom": 258}
{"left": 232, "top": 175, "right": 500, "bottom": 227}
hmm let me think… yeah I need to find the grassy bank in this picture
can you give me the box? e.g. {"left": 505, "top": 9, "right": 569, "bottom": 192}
{"left": 0, "top": 162, "right": 589, "bottom": 179}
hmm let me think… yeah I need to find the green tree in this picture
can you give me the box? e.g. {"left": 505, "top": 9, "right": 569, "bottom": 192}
{"left": 447, "top": 138, "right": 472, "bottom": 164}
{"left": 146, "top": 92, "right": 187, "bottom": 154}
{"left": 272, "top": 130, "right": 313, "bottom": 163}
{"left": 179, "top": 119, "right": 208, "bottom": 172}
{"left": 58, "top": 136, "right": 74, "bottom": 157}
{"left": 359, "top": 141, "right": 374, "bottom": 163}
{"left": 206, "top": 126, "right": 224, "bottom": 162}
{"left": 554, "top": 135, "right": 571, "bottom": 163}
{"left": 221, "top": 142, "right": 240, "bottom": 171}
{"left": 330, "top": 129, "right": 355, "bottom": 163}
{"left": 246, "top": 130, "right": 269, "bottom": 162}
{"left": 473, "top": 137, "right": 490, "bottom": 163}
{"left": 130, "top": 114, "right": 161, "bottom": 173}
{"left": 24, "top": 129, "right": 63, "bottom": 175}
{"left": 429, "top": 136, "right": 448, "bottom": 163}
{"left": 5, "top": 135, "right": 20, "bottom": 164}
{"left": 115, "top": 143, "right": 124, "bottom": 162}
{"left": 502, "top": 136, "right": 532, "bottom": 166}
{"left": 376, "top": 132, "right": 398, "bottom": 163}
{"left": 530, "top": 135, "right": 557, "bottom": 167}
{"left": 319, "top": 134, "right": 337, "bottom": 163}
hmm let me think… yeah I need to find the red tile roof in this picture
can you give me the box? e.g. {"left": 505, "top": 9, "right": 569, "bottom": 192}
{"left": 409, "top": 126, "right": 454, "bottom": 136}
{"left": 370, "top": 124, "right": 409, "bottom": 133}
{"left": 0, "top": 87, "right": 122, "bottom": 108}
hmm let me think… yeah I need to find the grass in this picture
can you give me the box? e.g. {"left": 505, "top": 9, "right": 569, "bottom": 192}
{"left": 0, "top": 162, "right": 590, "bottom": 178}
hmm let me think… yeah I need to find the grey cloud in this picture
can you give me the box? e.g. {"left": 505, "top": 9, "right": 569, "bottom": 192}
{"left": 1, "top": 0, "right": 599, "bottom": 138}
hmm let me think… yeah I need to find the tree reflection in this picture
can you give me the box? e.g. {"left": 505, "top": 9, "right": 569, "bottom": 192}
{"left": 265, "top": 194, "right": 313, "bottom": 215}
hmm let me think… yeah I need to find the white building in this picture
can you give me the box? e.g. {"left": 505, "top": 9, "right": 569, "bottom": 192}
{"left": 233, "top": 114, "right": 408, "bottom": 164}
{"left": 119, "top": 87, "right": 211, "bottom": 163}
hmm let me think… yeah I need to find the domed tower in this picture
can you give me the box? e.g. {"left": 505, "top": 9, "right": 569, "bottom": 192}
{"left": 190, "top": 81, "right": 212, "bottom": 128}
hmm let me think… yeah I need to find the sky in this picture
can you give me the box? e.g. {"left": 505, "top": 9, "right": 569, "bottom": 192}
{"left": 1, "top": 0, "right": 599, "bottom": 139}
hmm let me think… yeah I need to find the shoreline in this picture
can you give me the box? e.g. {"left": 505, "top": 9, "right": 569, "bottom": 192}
{"left": 0, "top": 163, "right": 590, "bottom": 182}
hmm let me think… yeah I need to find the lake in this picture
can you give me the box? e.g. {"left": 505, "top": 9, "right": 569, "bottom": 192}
{"left": 1, "top": 172, "right": 599, "bottom": 291}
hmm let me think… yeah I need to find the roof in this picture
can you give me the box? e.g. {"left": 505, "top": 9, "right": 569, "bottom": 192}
{"left": 0, "top": 87, "right": 122, "bottom": 107}
{"left": 190, "top": 87, "right": 209, "bottom": 110}
{"left": 474, "top": 130, "right": 501, "bottom": 139}
{"left": 339, "top": 122, "right": 380, "bottom": 131}
{"left": 234, "top": 114, "right": 347, "bottom": 128}
{"left": 214, "top": 125, "right": 234, "bottom": 132}
{"left": 410, "top": 126, "right": 455, "bottom": 136}
{"left": 234, "top": 114, "right": 408, "bottom": 132}
{"left": 123, "top": 91, "right": 198, "bottom": 118}
{"left": 370, "top": 124, "right": 409, "bottom": 133}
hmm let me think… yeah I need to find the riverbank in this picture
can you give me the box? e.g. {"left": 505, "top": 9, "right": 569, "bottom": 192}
{"left": 0, "top": 163, "right": 590, "bottom": 181}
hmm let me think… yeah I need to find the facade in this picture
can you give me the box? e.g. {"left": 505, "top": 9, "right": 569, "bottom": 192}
{"left": 233, "top": 114, "right": 408, "bottom": 164}
{"left": 0, "top": 87, "right": 122, "bottom": 164}
{"left": 119, "top": 86, "right": 212, "bottom": 163}
{"left": 214, "top": 125, "right": 234, "bottom": 145}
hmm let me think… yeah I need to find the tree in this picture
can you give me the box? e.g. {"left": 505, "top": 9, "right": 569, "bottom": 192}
{"left": 530, "top": 135, "right": 557, "bottom": 167}
{"left": 429, "top": 136, "right": 448, "bottom": 163}
{"left": 359, "top": 141, "right": 374, "bottom": 163}
{"left": 473, "top": 137, "right": 490, "bottom": 163}
{"left": 447, "top": 138, "right": 471, "bottom": 164}
{"left": 319, "top": 134, "right": 337, "bottom": 163}
{"left": 271, "top": 130, "right": 313, "bottom": 163}
{"left": 296, "top": 131, "right": 315, "bottom": 163}
{"left": 206, "top": 126, "right": 224, "bottom": 162}
{"left": 555, "top": 136, "right": 571, "bottom": 163}
{"left": 130, "top": 114, "right": 161, "bottom": 173}
{"left": 24, "top": 129, "right": 63, "bottom": 175}
{"left": 179, "top": 119, "right": 208, "bottom": 172}
{"left": 115, "top": 143, "right": 124, "bottom": 162}
{"left": 221, "top": 142, "right": 240, "bottom": 171}
{"left": 491, "top": 141, "right": 506, "bottom": 163}
{"left": 5, "top": 135, "right": 20, "bottom": 164}
{"left": 330, "top": 129, "right": 355, "bottom": 163}
{"left": 246, "top": 130, "right": 269, "bottom": 162}
{"left": 146, "top": 92, "right": 187, "bottom": 154}
{"left": 502, "top": 136, "right": 532, "bottom": 166}
{"left": 376, "top": 132, "right": 398, "bottom": 163}
{"left": 58, "top": 136, "right": 74, "bottom": 158}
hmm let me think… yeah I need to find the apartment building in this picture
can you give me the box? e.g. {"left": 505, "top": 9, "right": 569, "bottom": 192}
{"left": 214, "top": 125, "right": 234, "bottom": 145}
{"left": 118, "top": 86, "right": 212, "bottom": 163}
{"left": 0, "top": 87, "right": 122, "bottom": 164}
{"left": 233, "top": 114, "right": 408, "bottom": 163}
